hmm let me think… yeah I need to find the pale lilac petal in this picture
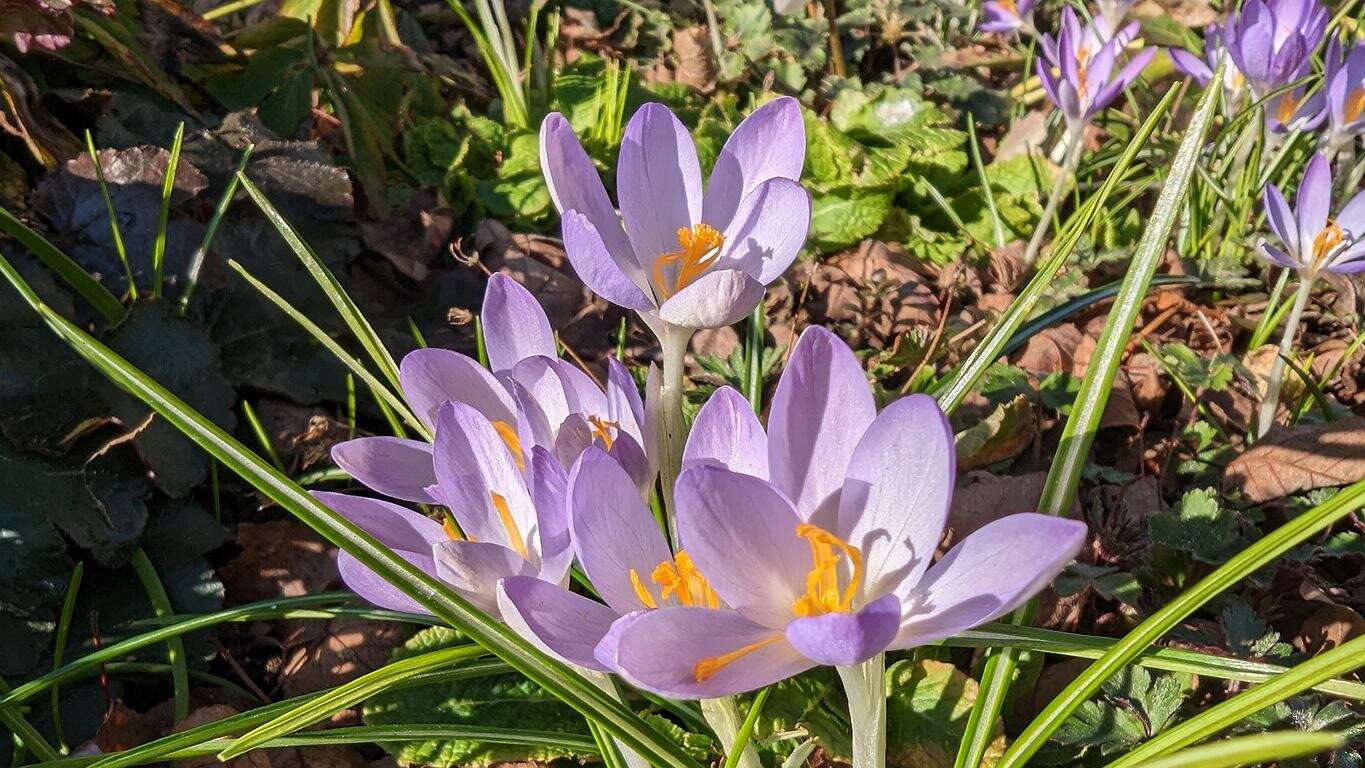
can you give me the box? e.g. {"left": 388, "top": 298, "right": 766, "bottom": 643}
{"left": 837, "top": 394, "right": 955, "bottom": 600}
{"left": 682, "top": 386, "right": 769, "bottom": 479}
{"left": 497, "top": 576, "right": 616, "bottom": 671}
{"left": 1336, "top": 188, "right": 1365, "bottom": 236}
{"left": 618, "top": 103, "right": 704, "bottom": 269}
{"left": 312, "top": 491, "right": 445, "bottom": 553}
{"left": 433, "top": 402, "right": 539, "bottom": 559}
{"left": 1263, "top": 183, "right": 1299, "bottom": 256}
{"left": 605, "top": 357, "right": 647, "bottom": 448}
{"left": 399, "top": 348, "right": 518, "bottom": 430}
{"left": 1296, "top": 153, "right": 1332, "bottom": 249}
{"left": 656, "top": 268, "right": 765, "bottom": 329}
{"left": 892, "top": 513, "right": 1087, "bottom": 648}
{"left": 675, "top": 466, "right": 809, "bottom": 628}
{"left": 530, "top": 447, "right": 573, "bottom": 584}
{"left": 540, "top": 113, "right": 640, "bottom": 277}
{"left": 594, "top": 609, "right": 646, "bottom": 670}
{"left": 1327, "top": 255, "right": 1365, "bottom": 274}
{"left": 569, "top": 447, "right": 673, "bottom": 614}
{"left": 560, "top": 211, "right": 655, "bottom": 311}
{"left": 768, "top": 326, "right": 877, "bottom": 527}
{"left": 611, "top": 607, "right": 812, "bottom": 699}
{"left": 1168, "top": 47, "right": 1213, "bottom": 84}
{"left": 329, "top": 437, "right": 438, "bottom": 504}
{"left": 714, "top": 177, "right": 809, "bottom": 285}
{"left": 784, "top": 594, "right": 900, "bottom": 666}
{"left": 433, "top": 539, "right": 537, "bottom": 614}
{"left": 338, "top": 550, "right": 435, "bottom": 615}
{"left": 1258, "top": 242, "right": 1301, "bottom": 270}
{"left": 607, "top": 432, "right": 654, "bottom": 497}
{"left": 643, "top": 363, "right": 661, "bottom": 472}
{"left": 702, "top": 96, "right": 806, "bottom": 231}
{"left": 507, "top": 356, "right": 606, "bottom": 450}
{"left": 482, "top": 274, "right": 557, "bottom": 374}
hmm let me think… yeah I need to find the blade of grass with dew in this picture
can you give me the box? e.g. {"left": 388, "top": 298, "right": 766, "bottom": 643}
{"left": 993, "top": 473, "right": 1365, "bottom": 768}
{"left": 83, "top": 130, "right": 137, "bottom": 301}
{"left": 151, "top": 122, "right": 185, "bottom": 298}
{"left": 236, "top": 173, "right": 404, "bottom": 393}
{"left": 51, "top": 560, "right": 83, "bottom": 752}
{"left": 129, "top": 548, "right": 189, "bottom": 723}
{"left": 0, "top": 251, "right": 705, "bottom": 768}
{"left": 1119, "top": 731, "right": 1344, "bottom": 768}
{"left": 225, "top": 259, "right": 428, "bottom": 437}
{"left": 955, "top": 67, "right": 1224, "bottom": 768}
{"left": 0, "top": 209, "right": 124, "bottom": 325}
{"left": 1001, "top": 275, "right": 1204, "bottom": 356}
{"left": 1104, "top": 634, "right": 1365, "bottom": 767}
{"left": 179, "top": 145, "right": 252, "bottom": 314}
{"left": 932, "top": 81, "right": 1182, "bottom": 415}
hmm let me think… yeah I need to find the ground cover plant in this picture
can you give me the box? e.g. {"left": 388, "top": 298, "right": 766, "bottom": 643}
{"left": 0, "top": 0, "right": 1364, "bottom": 766}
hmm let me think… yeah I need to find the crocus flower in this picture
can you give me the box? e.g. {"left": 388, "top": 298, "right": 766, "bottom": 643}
{"left": 979, "top": 0, "right": 1037, "bottom": 36}
{"left": 1092, "top": 0, "right": 1137, "bottom": 41}
{"left": 1224, "top": 0, "right": 1327, "bottom": 98}
{"left": 1320, "top": 35, "right": 1365, "bottom": 152}
{"left": 1260, "top": 152, "right": 1365, "bottom": 275}
{"left": 1265, "top": 86, "right": 1327, "bottom": 134}
{"left": 1038, "top": 8, "right": 1156, "bottom": 134}
{"left": 1170, "top": 28, "right": 1253, "bottom": 109}
{"left": 321, "top": 400, "right": 574, "bottom": 615}
{"left": 539, "top": 98, "right": 810, "bottom": 333}
{"left": 595, "top": 327, "right": 1086, "bottom": 698}
{"left": 330, "top": 273, "right": 654, "bottom": 502}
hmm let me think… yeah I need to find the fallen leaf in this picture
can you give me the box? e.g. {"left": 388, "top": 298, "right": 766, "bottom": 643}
{"left": 279, "top": 617, "right": 413, "bottom": 696}
{"left": 671, "top": 27, "right": 716, "bottom": 92}
{"left": 948, "top": 470, "right": 1081, "bottom": 542}
{"left": 95, "top": 701, "right": 167, "bottom": 754}
{"left": 955, "top": 394, "right": 1034, "bottom": 470}
{"left": 360, "top": 191, "right": 454, "bottom": 281}
{"left": 173, "top": 706, "right": 273, "bottom": 768}
{"left": 1223, "top": 417, "right": 1365, "bottom": 502}
{"left": 218, "top": 520, "right": 338, "bottom": 604}
{"left": 800, "top": 240, "right": 939, "bottom": 351}
{"left": 1015, "top": 324, "right": 1084, "bottom": 376}
{"left": 1293, "top": 604, "right": 1365, "bottom": 655}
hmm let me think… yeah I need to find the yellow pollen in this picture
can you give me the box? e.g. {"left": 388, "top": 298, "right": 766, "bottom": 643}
{"left": 1000, "top": 0, "right": 1017, "bottom": 13}
{"left": 587, "top": 415, "right": 619, "bottom": 450}
{"left": 490, "top": 420, "right": 525, "bottom": 471}
{"left": 791, "top": 523, "right": 863, "bottom": 618}
{"left": 693, "top": 635, "right": 783, "bottom": 682}
{"left": 490, "top": 491, "right": 529, "bottom": 560}
{"left": 1313, "top": 220, "right": 1346, "bottom": 265}
{"left": 649, "top": 551, "right": 719, "bottom": 608}
{"left": 1347, "top": 88, "right": 1365, "bottom": 123}
{"left": 1276, "top": 93, "right": 1299, "bottom": 124}
{"left": 651, "top": 224, "right": 726, "bottom": 299}
{"left": 630, "top": 568, "right": 659, "bottom": 608}
{"left": 442, "top": 515, "right": 463, "bottom": 541}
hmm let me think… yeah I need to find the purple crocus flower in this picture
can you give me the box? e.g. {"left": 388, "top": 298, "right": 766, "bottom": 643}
{"left": 1260, "top": 153, "right": 1365, "bottom": 275}
{"left": 587, "top": 327, "right": 1087, "bottom": 699}
{"left": 539, "top": 98, "right": 810, "bottom": 332}
{"left": 1320, "top": 35, "right": 1365, "bottom": 152}
{"left": 329, "top": 273, "right": 654, "bottom": 502}
{"left": 320, "top": 400, "right": 574, "bottom": 616}
{"left": 1038, "top": 8, "right": 1156, "bottom": 133}
{"left": 979, "top": 0, "right": 1037, "bottom": 36}
{"left": 1092, "top": 0, "right": 1137, "bottom": 41}
{"left": 1224, "top": 0, "right": 1327, "bottom": 98}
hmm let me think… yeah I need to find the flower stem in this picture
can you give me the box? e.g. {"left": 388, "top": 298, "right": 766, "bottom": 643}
{"left": 657, "top": 324, "right": 693, "bottom": 548}
{"left": 1023, "top": 130, "right": 1085, "bottom": 267}
{"left": 1255, "top": 276, "right": 1314, "bottom": 439}
{"left": 837, "top": 653, "right": 887, "bottom": 768}
{"left": 587, "top": 672, "right": 649, "bottom": 768}
{"left": 701, "top": 697, "right": 762, "bottom": 768}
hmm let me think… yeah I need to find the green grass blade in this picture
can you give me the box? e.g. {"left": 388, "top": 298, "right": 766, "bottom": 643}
{"left": 179, "top": 145, "right": 253, "bottom": 314}
{"left": 959, "top": 68, "right": 1225, "bottom": 768}
{"left": 51, "top": 560, "right": 84, "bottom": 752}
{"left": 222, "top": 646, "right": 486, "bottom": 758}
{"left": 994, "top": 474, "right": 1365, "bottom": 767}
{"left": 933, "top": 82, "right": 1182, "bottom": 415}
{"left": 0, "top": 676, "right": 59, "bottom": 762}
{"left": 722, "top": 686, "right": 771, "bottom": 768}
{"left": 0, "top": 251, "right": 704, "bottom": 768}
{"left": 236, "top": 173, "right": 404, "bottom": 393}
{"left": 84, "top": 130, "right": 137, "bottom": 301}
{"left": 1120, "top": 731, "right": 1344, "bottom": 768}
{"left": 129, "top": 548, "right": 189, "bottom": 723}
{"left": 1104, "top": 635, "right": 1365, "bottom": 767}
{"left": 151, "top": 122, "right": 185, "bottom": 298}
{"left": 0, "top": 208, "right": 124, "bottom": 324}
{"left": 225, "top": 259, "right": 428, "bottom": 438}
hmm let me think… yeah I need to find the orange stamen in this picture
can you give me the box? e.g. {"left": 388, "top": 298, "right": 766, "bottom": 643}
{"left": 791, "top": 523, "right": 863, "bottom": 617}
{"left": 693, "top": 635, "right": 783, "bottom": 682}
{"left": 630, "top": 568, "right": 659, "bottom": 608}
{"left": 650, "top": 551, "right": 719, "bottom": 609}
{"left": 588, "top": 415, "right": 619, "bottom": 450}
{"left": 490, "top": 420, "right": 525, "bottom": 471}
{"left": 1347, "top": 88, "right": 1365, "bottom": 123}
{"left": 1313, "top": 219, "right": 1345, "bottom": 266}
{"left": 442, "top": 515, "right": 463, "bottom": 541}
{"left": 490, "top": 491, "right": 529, "bottom": 560}
{"left": 651, "top": 224, "right": 726, "bottom": 299}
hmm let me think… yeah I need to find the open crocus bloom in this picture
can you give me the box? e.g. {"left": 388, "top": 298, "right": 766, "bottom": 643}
{"left": 603, "top": 327, "right": 1087, "bottom": 698}
{"left": 1322, "top": 35, "right": 1365, "bottom": 151}
{"left": 539, "top": 97, "right": 810, "bottom": 331}
{"left": 978, "top": 0, "right": 1036, "bottom": 36}
{"left": 329, "top": 272, "right": 654, "bottom": 502}
{"left": 1224, "top": 0, "right": 1326, "bottom": 98}
{"left": 322, "top": 400, "right": 573, "bottom": 616}
{"left": 1038, "top": 8, "right": 1155, "bottom": 134}
{"left": 1260, "top": 153, "right": 1365, "bottom": 276}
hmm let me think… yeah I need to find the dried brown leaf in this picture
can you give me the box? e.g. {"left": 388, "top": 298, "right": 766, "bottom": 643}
{"left": 1223, "top": 417, "right": 1365, "bottom": 502}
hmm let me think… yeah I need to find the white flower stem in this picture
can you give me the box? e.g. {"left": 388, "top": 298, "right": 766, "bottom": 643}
{"left": 702, "top": 697, "right": 763, "bottom": 768}
{"left": 1255, "top": 275, "right": 1314, "bottom": 439}
{"left": 837, "top": 653, "right": 887, "bottom": 768}
{"left": 586, "top": 671, "right": 650, "bottom": 768}
{"left": 1024, "top": 130, "right": 1085, "bottom": 267}
{"left": 656, "top": 324, "right": 694, "bottom": 549}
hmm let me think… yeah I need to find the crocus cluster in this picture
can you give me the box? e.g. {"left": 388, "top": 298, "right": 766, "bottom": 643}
{"left": 1319, "top": 36, "right": 1365, "bottom": 152}
{"left": 1037, "top": 7, "right": 1156, "bottom": 135}
{"left": 1260, "top": 152, "right": 1365, "bottom": 276}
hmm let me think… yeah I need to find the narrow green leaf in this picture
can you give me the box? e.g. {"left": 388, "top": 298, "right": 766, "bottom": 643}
{"left": 722, "top": 686, "right": 771, "bottom": 768}
{"left": 180, "top": 145, "right": 253, "bottom": 314}
{"left": 1120, "top": 731, "right": 1343, "bottom": 768}
{"left": 84, "top": 130, "right": 137, "bottom": 301}
{"left": 129, "top": 548, "right": 189, "bottom": 723}
{"left": 0, "top": 676, "right": 59, "bottom": 762}
{"left": 236, "top": 173, "right": 404, "bottom": 393}
{"left": 1105, "top": 635, "right": 1365, "bottom": 766}
{"left": 961, "top": 68, "right": 1225, "bottom": 768}
{"left": 151, "top": 122, "right": 186, "bottom": 298}
{"left": 0, "top": 251, "right": 703, "bottom": 768}
{"left": 51, "top": 560, "right": 85, "bottom": 752}
{"left": 0, "top": 207, "right": 124, "bottom": 324}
